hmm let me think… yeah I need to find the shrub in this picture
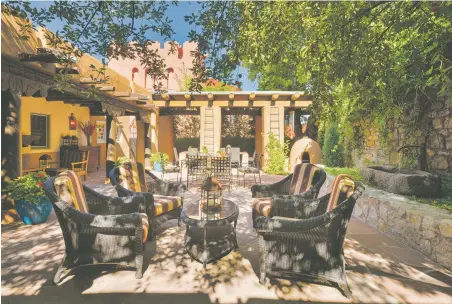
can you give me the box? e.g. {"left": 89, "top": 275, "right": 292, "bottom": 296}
{"left": 323, "top": 123, "right": 344, "bottom": 167}
{"left": 264, "top": 132, "right": 289, "bottom": 174}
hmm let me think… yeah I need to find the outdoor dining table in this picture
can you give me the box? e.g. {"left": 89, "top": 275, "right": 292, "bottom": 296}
{"left": 178, "top": 151, "right": 249, "bottom": 168}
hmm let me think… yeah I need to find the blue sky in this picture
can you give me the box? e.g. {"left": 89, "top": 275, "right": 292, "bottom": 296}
{"left": 30, "top": 1, "right": 258, "bottom": 90}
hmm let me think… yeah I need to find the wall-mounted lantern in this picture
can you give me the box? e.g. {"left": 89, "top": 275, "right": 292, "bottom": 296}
{"left": 69, "top": 113, "right": 77, "bottom": 130}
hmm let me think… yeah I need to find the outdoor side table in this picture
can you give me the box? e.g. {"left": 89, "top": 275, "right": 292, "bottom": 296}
{"left": 181, "top": 199, "right": 239, "bottom": 268}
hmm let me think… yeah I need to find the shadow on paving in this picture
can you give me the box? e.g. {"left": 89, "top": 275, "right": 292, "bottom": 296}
{"left": 2, "top": 171, "right": 452, "bottom": 303}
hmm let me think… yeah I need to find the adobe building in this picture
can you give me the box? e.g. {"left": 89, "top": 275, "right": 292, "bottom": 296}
{"left": 1, "top": 11, "right": 314, "bottom": 189}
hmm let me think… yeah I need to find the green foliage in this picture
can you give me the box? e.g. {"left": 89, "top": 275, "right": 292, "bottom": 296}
{"left": 188, "top": 2, "right": 452, "bottom": 152}
{"left": 317, "top": 122, "right": 326, "bottom": 148}
{"left": 201, "top": 146, "right": 209, "bottom": 154}
{"left": 2, "top": 172, "right": 49, "bottom": 204}
{"left": 323, "top": 167, "right": 363, "bottom": 182}
{"left": 150, "top": 152, "right": 169, "bottom": 167}
{"left": 264, "top": 133, "right": 289, "bottom": 175}
{"left": 323, "top": 123, "right": 344, "bottom": 167}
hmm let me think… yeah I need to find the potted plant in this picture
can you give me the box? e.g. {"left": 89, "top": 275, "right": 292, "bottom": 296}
{"left": 2, "top": 172, "right": 52, "bottom": 225}
{"left": 116, "top": 156, "right": 131, "bottom": 166}
{"left": 150, "top": 152, "right": 169, "bottom": 172}
{"left": 201, "top": 145, "right": 209, "bottom": 155}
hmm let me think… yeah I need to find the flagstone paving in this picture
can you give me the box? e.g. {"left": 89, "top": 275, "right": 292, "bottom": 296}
{"left": 2, "top": 169, "right": 451, "bottom": 303}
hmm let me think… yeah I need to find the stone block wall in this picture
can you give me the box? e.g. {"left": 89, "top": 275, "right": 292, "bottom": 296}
{"left": 353, "top": 97, "right": 452, "bottom": 172}
{"left": 428, "top": 99, "right": 452, "bottom": 171}
{"left": 321, "top": 175, "right": 452, "bottom": 270}
{"left": 355, "top": 187, "right": 452, "bottom": 270}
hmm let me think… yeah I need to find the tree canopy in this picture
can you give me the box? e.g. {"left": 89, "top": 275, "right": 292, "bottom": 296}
{"left": 5, "top": 1, "right": 452, "bottom": 146}
{"left": 187, "top": 1, "right": 452, "bottom": 147}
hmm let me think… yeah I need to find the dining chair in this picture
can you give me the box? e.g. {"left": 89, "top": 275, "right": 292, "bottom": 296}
{"left": 211, "top": 156, "right": 232, "bottom": 192}
{"left": 186, "top": 155, "right": 208, "bottom": 189}
{"left": 188, "top": 147, "right": 198, "bottom": 157}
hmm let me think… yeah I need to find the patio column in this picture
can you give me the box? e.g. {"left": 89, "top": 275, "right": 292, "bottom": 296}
{"left": 105, "top": 114, "right": 117, "bottom": 179}
{"left": 150, "top": 111, "right": 158, "bottom": 153}
{"left": 200, "top": 106, "right": 221, "bottom": 153}
{"left": 135, "top": 119, "right": 145, "bottom": 164}
{"left": 158, "top": 115, "right": 175, "bottom": 161}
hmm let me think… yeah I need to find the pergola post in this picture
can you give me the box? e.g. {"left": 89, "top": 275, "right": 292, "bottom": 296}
{"left": 150, "top": 111, "right": 158, "bottom": 153}
{"left": 105, "top": 114, "right": 117, "bottom": 180}
{"left": 135, "top": 118, "right": 145, "bottom": 164}
{"left": 158, "top": 115, "right": 175, "bottom": 161}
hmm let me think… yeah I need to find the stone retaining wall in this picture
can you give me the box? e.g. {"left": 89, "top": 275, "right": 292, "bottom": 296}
{"left": 321, "top": 176, "right": 452, "bottom": 270}
{"left": 351, "top": 97, "right": 452, "bottom": 172}
{"left": 354, "top": 187, "right": 452, "bottom": 270}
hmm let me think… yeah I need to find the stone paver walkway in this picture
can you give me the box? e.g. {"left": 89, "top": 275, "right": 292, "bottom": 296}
{"left": 2, "top": 169, "right": 451, "bottom": 303}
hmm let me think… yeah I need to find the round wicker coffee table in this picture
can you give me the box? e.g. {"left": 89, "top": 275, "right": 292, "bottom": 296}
{"left": 181, "top": 199, "right": 239, "bottom": 268}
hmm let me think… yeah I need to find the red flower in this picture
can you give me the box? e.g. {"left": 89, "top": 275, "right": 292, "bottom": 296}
{"left": 36, "top": 182, "right": 43, "bottom": 188}
{"left": 38, "top": 173, "right": 46, "bottom": 178}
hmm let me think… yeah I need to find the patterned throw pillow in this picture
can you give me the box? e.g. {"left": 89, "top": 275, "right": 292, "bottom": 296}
{"left": 54, "top": 170, "right": 88, "bottom": 213}
{"left": 289, "top": 163, "right": 319, "bottom": 195}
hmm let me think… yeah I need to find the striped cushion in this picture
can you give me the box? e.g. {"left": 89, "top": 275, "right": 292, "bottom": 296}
{"left": 54, "top": 170, "right": 88, "bottom": 213}
{"left": 154, "top": 195, "right": 182, "bottom": 216}
{"left": 327, "top": 174, "right": 355, "bottom": 212}
{"left": 118, "top": 162, "right": 147, "bottom": 192}
{"left": 140, "top": 213, "right": 149, "bottom": 243}
{"left": 252, "top": 197, "right": 272, "bottom": 217}
{"left": 289, "top": 164, "right": 318, "bottom": 195}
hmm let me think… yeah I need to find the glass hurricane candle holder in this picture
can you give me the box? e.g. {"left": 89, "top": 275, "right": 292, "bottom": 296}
{"left": 200, "top": 176, "right": 223, "bottom": 212}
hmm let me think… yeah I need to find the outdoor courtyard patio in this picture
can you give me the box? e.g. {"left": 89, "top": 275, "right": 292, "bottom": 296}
{"left": 2, "top": 170, "right": 451, "bottom": 304}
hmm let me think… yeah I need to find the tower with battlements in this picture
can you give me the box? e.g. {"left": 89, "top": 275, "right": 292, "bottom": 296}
{"left": 108, "top": 41, "right": 197, "bottom": 92}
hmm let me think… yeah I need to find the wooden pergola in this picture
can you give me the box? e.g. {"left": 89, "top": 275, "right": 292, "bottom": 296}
{"left": 151, "top": 91, "right": 312, "bottom": 161}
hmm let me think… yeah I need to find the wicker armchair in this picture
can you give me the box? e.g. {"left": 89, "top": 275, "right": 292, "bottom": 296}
{"left": 44, "top": 171, "right": 148, "bottom": 284}
{"left": 109, "top": 162, "right": 186, "bottom": 235}
{"left": 254, "top": 176, "right": 364, "bottom": 298}
{"left": 251, "top": 164, "right": 326, "bottom": 225}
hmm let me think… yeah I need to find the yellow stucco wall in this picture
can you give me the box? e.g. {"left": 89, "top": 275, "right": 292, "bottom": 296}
{"left": 20, "top": 97, "right": 90, "bottom": 170}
